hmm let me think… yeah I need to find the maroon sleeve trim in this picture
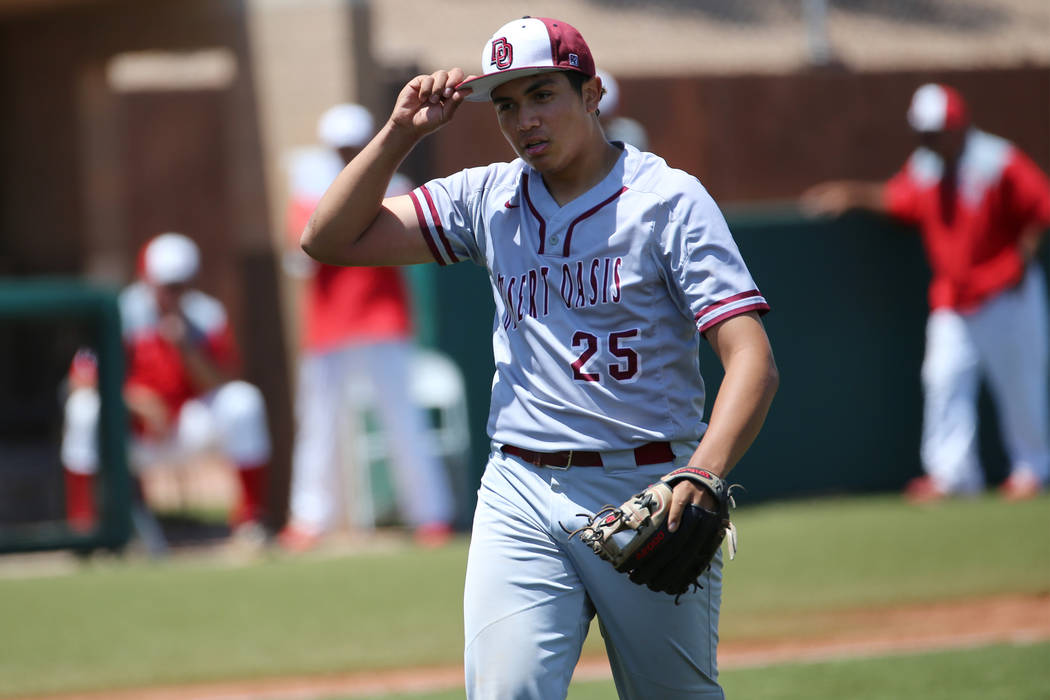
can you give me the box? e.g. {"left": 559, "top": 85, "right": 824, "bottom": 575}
{"left": 420, "top": 185, "right": 460, "bottom": 264}
{"left": 698, "top": 301, "right": 771, "bottom": 335}
{"left": 694, "top": 290, "right": 764, "bottom": 321}
{"left": 409, "top": 189, "right": 447, "bottom": 265}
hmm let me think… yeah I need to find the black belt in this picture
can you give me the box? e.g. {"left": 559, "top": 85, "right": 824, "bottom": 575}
{"left": 500, "top": 441, "right": 674, "bottom": 468}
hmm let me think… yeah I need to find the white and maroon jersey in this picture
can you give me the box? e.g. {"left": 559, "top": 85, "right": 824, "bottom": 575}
{"left": 885, "top": 129, "right": 1050, "bottom": 312}
{"left": 409, "top": 144, "right": 769, "bottom": 451}
{"left": 119, "top": 281, "right": 238, "bottom": 413}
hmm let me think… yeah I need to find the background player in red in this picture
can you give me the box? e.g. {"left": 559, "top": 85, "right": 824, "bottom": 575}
{"left": 802, "top": 83, "right": 1050, "bottom": 502}
{"left": 278, "top": 103, "right": 454, "bottom": 551}
{"left": 595, "top": 69, "right": 649, "bottom": 152}
{"left": 61, "top": 232, "right": 271, "bottom": 541}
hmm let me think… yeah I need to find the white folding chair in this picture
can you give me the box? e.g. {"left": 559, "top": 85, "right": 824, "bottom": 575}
{"left": 341, "top": 348, "right": 471, "bottom": 529}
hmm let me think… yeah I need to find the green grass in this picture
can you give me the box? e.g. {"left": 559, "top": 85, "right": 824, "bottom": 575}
{"left": 720, "top": 493, "right": 1050, "bottom": 639}
{"left": 0, "top": 544, "right": 468, "bottom": 695}
{"left": 719, "top": 640, "right": 1050, "bottom": 700}
{"left": 0, "top": 493, "right": 1047, "bottom": 697}
{"left": 308, "top": 641, "right": 1050, "bottom": 700}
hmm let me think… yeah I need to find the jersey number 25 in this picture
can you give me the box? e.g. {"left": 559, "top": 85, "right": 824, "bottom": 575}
{"left": 571, "top": 329, "right": 639, "bottom": 382}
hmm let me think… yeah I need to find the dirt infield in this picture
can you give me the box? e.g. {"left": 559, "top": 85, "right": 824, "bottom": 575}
{"left": 31, "top": 592, "right": 1050, "bottom": 700}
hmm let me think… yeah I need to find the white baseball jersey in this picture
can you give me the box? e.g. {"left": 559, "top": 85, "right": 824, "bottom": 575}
{"left": 410, "top": 143, "right": 769, "bottom": 452}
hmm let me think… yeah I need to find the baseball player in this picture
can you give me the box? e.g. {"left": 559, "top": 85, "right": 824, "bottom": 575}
{"left": 61, "top": 233, "right": 271, "bottom": 539}
{"left": 301, "top": 16, "right": 777, "bottom": 699}
{"left": 802, "top": 83, "right": 1050, "bottom": 502}
{"left": 596, "top": 69, "right": 649, "bottom": 151}
{"left": 279, "top": 103, "right": 455, "bottom": 551}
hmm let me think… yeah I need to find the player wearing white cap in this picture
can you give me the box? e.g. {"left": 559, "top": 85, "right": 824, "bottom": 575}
{"left": 61, "top": 232, "right": 272, "bottom": 541}
{"left": 595, "top": 69, "right": 649, "bottom": 151}
{"left": 802, "top": 83, "right": 1050, "bottom": 502}
{"left": 301, "top": 16, "right": 778, "bottom": 699}
{"left": 279, "top": 103, "right": 455, "bottom": 551}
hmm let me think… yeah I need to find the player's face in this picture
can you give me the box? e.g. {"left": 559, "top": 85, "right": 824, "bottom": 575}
{"left": 152, "top": 281, "right": 189, "bottom": 314}
{"left": 918, "top": 127, "right": 966, "bottom": 163}
{"left": 490, "top": 72, "right": 597, "bottom": 175}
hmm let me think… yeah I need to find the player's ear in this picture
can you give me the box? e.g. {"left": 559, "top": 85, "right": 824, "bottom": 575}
{"left": 582, "top": 76, "right": 602, "bottom": 115}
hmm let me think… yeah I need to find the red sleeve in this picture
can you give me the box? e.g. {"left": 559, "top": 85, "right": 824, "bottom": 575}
{"left": 204, "top": 323, "right": 241, "bottom": 374}
{"left": 884, "top": 168, "right": 921, "bottom": 224}
{"left": 1002, "top": 148, "right": 1050, "bottom": 229}
{"left": 285, "top": 195, "right": 319, "bottom": 247}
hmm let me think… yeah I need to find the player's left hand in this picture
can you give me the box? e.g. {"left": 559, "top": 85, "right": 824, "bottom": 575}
{"left": 124, "top": 384, "right": 172, "bottom": 439}
{"left": 668, "top": 478, "right": 717, "bottom": 532}
{"left": 1018, "top": 225, "right": 1044, "bottom": 263}
{"left": 564, "top": 467, "right": 739, "bottom": 599}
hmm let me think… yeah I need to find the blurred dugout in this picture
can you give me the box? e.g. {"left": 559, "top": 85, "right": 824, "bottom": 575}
{"left": 0, "top": 280, "right": 131, "bottom": 555}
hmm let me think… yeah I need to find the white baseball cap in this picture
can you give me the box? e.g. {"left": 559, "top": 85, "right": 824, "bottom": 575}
{"left": 907, "top": 83, "right": 969, "bottom": 133}
{"left": 605, "top": 116, "right": 649, "bottom": 151}
{"left": 597, "top": 69, "right": 619, "bottom": 116}
{"left": 458, "top": 16, "right": 596, "bottom": 102}
{"left": 317, "top": 103, "right": 375, "bottom": 149}
{"left": 143, "top": 232, "right": 200, "bottom": 285}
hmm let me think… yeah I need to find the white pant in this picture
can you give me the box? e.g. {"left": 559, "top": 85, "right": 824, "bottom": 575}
{"left": 287, "top": 340, "right": 453, "bottom": 531}
{"left": 920, "top": 265, "right": 1050, "bottom": 492}
{"left": 464, "top": 445, "right": 724, "bottom": 700}
{"left": 61, "top": 380, "right": 272, "bottom": 474}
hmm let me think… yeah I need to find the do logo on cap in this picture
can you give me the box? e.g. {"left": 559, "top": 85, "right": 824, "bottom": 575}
{"left": 490, "top": 38, "right": 513, "bottom": 70}
{"left": 459, "top": 17, "right": 596, "bottom": 101}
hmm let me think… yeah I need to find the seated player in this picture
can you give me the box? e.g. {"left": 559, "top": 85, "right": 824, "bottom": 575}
{"left": 61, "top": 232, "right": 271, "bottom": 543}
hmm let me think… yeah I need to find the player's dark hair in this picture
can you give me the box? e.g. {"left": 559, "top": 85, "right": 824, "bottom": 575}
{"left": 564, "top": 71, "right": 606, "bottom": 117}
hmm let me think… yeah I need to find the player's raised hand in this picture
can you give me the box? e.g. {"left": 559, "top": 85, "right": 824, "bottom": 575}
{"left": 799, "top": 181, "right": 852, "bottom": 218}
{"left": 800, "top": 180, "right": 887, "bottom": 218}
{"left": 390, "top": 68, "right": 477, "bottom": 137}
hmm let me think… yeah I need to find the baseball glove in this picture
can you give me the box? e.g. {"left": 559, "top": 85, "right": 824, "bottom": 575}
{"left": 564, "top": 467, "right": 739, "bottom": 599}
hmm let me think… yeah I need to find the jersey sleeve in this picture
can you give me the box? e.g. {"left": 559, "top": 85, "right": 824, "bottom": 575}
{"left": 182, "top": 291, "right": 241, "bottom": 373}
{"left": 659, "top": 181, "right": 770, "bottom": 335}
{"left": 203, "top": 323, "right": 241, "bottom": 373}
{"left": 285, "top": 195, "right": 318, "bottom": 246}
{"left": 1002, "top": 147, "right": 1050, "bottom": 230}
{"left": 407, "top": 168, "right": 488, "bottom": 266}
{"left": 884, "top": 166, "right": 922, "bottom": 224}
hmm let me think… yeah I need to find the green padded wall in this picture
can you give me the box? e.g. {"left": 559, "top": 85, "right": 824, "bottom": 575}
{"left": 0, "top": 279, "right": 132, "bottom": 553}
